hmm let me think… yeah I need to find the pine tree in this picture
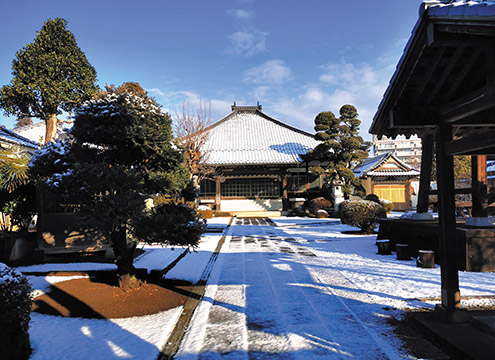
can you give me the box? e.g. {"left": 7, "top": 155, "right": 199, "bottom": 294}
{"left": 0, "top": 18, "right": 97, "bottom": 143}
{"left": 30, "top": 83, "right": 192, "bottom": 275}
{"left": 305, "top": 104, "right": 369, "bottom": 198}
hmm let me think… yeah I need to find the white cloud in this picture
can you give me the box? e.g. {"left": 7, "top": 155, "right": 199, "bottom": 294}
{"left": 161, "top": 90, "right": 234, "bottom": 124}
{"left": 270, "top": 60, "right": 394, "bottom": 140}
{"left": 229, "top": 9, "right": 253, "bottom": 20}
{"left": 146, "top": 88, "right": 165, "bottom": 97}
{"left": 243, "top": 59, "right": 292, "bottom": 85}
{"left": 226, "top": 30, "right": 268, "bottom": 57}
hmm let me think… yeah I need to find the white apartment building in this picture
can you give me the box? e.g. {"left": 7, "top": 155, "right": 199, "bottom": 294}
{"left": 372, "top": 135, "right": 422, "bottom": 167}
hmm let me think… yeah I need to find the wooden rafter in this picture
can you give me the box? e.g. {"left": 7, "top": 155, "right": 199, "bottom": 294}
{"left": 440, "top": 85, "right": 495, "bottom": 123}
{"left": 426, "top": 46, "right": 466, "bottom": 105}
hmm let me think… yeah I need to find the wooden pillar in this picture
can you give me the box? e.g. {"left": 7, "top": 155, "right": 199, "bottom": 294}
{"left": 405, "top": 180, "right": 412, "bottom": 210}
{"left": 471, "top": 155, "right": 488, "bottom": 217}
{"left": 435, "top": 124, "right": 468, "bottom": 322}
{"left": 282, "top": 175, "right": 289, "bottom": 211}
{"left": 417, "top": 134, "right": 434, "bottom": 213}
{"left": 215, "top": 178, "right": 221, "bottom": 211}
{"left": 305, "top": 163, "right": 310, "bottom": 192}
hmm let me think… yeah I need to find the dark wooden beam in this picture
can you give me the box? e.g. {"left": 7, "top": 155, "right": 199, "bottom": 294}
{"left": 440, "top": 86, "right": 495, "bottom": 123}
{"left": 435, "top": 123, "right": 466, "bottom": 321}
{"left": 428, "top": 188, "right": 473, "bottom": 196}
{"left": 417, "top": 134, "right": 434, "bottom": 213}
{"left": 435, "top": 22, "right": 495, "bottom": 37}
{"left": 445, "top": 129, "right": 495, "bottom": 155}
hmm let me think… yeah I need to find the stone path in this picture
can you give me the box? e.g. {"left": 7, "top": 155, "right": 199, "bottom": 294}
{"left": 175, "top": 218, "right": 407, "bottom": 359}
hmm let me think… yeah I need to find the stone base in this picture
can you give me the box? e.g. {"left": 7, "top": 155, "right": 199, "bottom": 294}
{"left": 410, "top": 212, "right": 434, "bottom": 220}
{"left": 435, "top": 304, "right": 470, "bottom": 323}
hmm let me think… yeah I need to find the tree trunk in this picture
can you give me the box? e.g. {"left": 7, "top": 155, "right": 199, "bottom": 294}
{"left": 110, "top": 226, "right": 136, "bottom": 275}
{"left": 44, "top": 113, "right": 58, "bottom": 143}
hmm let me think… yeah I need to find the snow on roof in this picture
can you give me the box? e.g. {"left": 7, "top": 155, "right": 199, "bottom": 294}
{"left": 0, "top": 126, "right": 38, "bottom": 150}
{"left": 425, "top": 0, "right": 495, "bottom": 18}
{"left": 353, "top": 152, "right": 420, "bottom": 178}
{"left": 13, "top": 121, "right": 68, "bottom": 144}
{"left": 202, "top": 105, "right": 320, "bottom": 166}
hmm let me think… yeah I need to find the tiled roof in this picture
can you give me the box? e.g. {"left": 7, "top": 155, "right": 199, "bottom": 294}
{"left": 425, "top": 1, "right": 495, "bottom": 17}
{"left": 0, "top": 126, "right": 38, "bottom": 150}
{"left": 202, "top": 106, "right": 319, "bottom": 166}
{"left": 353, "top": 152, "right": 420, "bottom": 178}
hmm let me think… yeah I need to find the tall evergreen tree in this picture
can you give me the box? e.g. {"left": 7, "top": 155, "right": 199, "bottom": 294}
{"left": 0, "top": 18, "right": 97, "bottom": 142}
{"left": 305, "top": 104, "right": 369, "bottom": 198}
{"left": 30, "top": 83, "right": 192, "bottom": 275}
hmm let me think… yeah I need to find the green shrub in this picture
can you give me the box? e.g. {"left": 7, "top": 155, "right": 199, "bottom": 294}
{"left": 340, "top": 200, "right": 387, "bottom": 233}
{"left": 134, "top": 202, "right": 206, "bottom": 247}
{"left": 307, "top": 197, "right": 333, "bottom": 215}
{"left": 379, "top": 199, "right": 394, "bottom": 213}
{"left": 0, "top": 263, "right": 32, "bottom": 360}
{"left": 337, "top": 200, "right": 351, "bottom": 215}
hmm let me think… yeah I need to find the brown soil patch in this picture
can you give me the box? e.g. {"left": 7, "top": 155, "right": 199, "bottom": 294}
{"left": 32, "top": 277, "right": 197, "bottom": 319}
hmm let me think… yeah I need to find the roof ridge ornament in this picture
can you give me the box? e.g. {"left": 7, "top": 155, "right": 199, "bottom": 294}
{"left": 231, "top": 102, "right": 262, "bottom": 111}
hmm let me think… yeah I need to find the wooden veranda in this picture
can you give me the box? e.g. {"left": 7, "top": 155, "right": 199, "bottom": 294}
{"left": 371, "top": 1, "right": 495, "bottom": 322}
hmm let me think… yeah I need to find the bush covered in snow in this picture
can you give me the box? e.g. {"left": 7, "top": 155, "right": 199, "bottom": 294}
{"left": 379, "top": 198, "right": 394, "bottom": 213}
{"left": 134, "top": 202, "right": 206, "bottom": 247}
{"left": 337, "top": 200, "right": 351, "bottom": 215}
{"left": 315, "top": 209, "right": 329, "bottom": 218}
{"left": 0, "top": 263, "right": 32, "bottom": 360}
{"left": 340, "top": 200, "right": 386, "bottom": 233}
{"left": 307, "top": 197, "right": 333, "bottom": 215}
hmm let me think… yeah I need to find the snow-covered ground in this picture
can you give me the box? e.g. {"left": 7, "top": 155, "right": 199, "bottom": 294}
{"left": 21, "top": 217, "right": 231, "bottom": 360}
{"left": 11, "top": 216, "right": 495, "bottom": 359}
{"left": 177, "top": 217, "right": 495, "bottom": 359}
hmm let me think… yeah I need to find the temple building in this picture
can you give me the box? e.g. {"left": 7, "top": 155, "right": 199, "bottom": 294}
{"left": 198, "top": 104, "right": 322, "bottom": 214}
{"left": 353, "top": 152, "right": 420, "bottom": 210}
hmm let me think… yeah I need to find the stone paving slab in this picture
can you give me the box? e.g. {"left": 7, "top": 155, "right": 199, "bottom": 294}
{"left": 176, "top": 218, "right": 408, "bottom": 359}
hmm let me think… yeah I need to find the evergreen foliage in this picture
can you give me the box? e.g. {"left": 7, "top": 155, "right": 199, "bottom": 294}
{"left": 0, "top": 264, "right": 33, "bottom": 360}
{"left": 0, "top": 18, "right": 97, "bottom": 143}
{"left": 29, "top": 84, "right": 192, "bottom": 274}
{"left": 340, "top": 200, "right": 386, "bottom": 233}
{"left": 304, "top": 105, "right": 369, "bottom": 198}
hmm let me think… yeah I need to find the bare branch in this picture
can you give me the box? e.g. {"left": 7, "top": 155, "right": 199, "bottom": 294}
{"left": 173, "top": 100, "right": 216, "bottom": 180}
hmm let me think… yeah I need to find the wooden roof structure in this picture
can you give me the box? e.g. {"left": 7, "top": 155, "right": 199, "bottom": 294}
{"left": 371, "top": 0, "right": 495, "bottom": 156}
{"left": 371, "top": 0, "right": 495, "bottom": 323}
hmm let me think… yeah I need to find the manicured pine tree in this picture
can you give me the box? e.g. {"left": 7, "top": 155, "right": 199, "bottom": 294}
{"left": 305, "top": 104, "right": 370, "bottom": 198}
{"left": 30, "top": 83, "right": 195, "bottom": 275}
{"left": 0, "top": 18, "right": 97, "bottom": 142}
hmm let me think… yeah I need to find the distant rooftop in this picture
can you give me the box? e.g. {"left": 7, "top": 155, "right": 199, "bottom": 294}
{"left": 0, "top": 126, "right": 38, "bottom": 151}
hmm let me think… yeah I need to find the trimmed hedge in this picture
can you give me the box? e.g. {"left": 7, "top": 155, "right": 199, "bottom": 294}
{"left": 340, "top": 200, "right": 387, "bottom": 233}
{"left": 0, "top": 263, "right": 32, "bottom": 360}
{"left": 307, "top": 197, "right": 333, "bottom": 215}
{"left": 379, "top": 199, "right": 394, "bottom": 213}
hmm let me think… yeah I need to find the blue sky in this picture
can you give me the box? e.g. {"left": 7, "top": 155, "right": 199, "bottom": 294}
{"left": 0, "top": 0, "right": 422, "bottom": 139}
